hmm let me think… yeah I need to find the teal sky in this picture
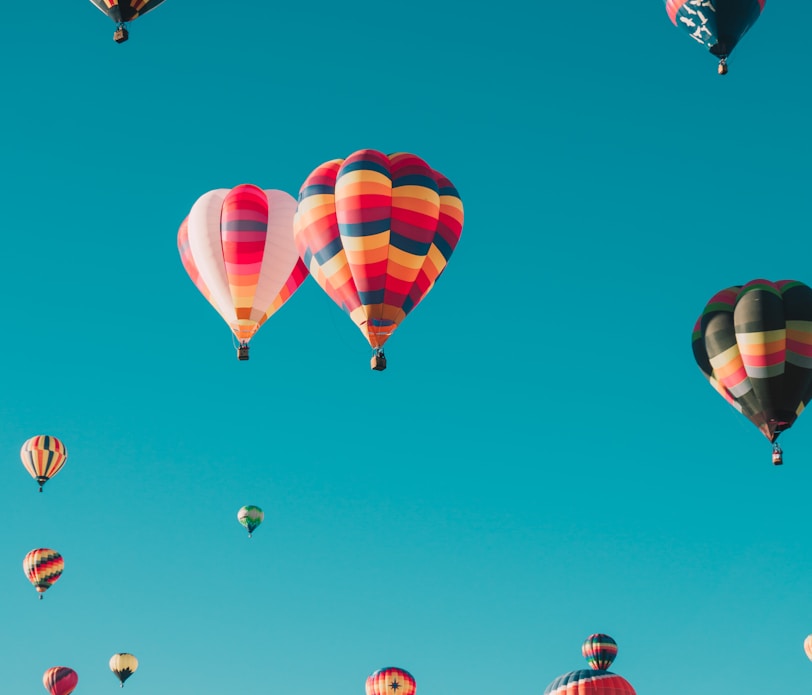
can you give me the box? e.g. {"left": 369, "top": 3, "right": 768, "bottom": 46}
{"left": 1, "top": 2, "right": 811, "bottom": 694}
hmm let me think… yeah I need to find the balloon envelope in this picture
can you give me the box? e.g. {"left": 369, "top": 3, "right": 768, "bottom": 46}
{"left": 294, "top": 150, "right": 463, "bottom": 352}
{"left": 665, "top": 0, "right": 765, "bottom": 59}
{"left": 110, "top": 653, "right": 139, "bottom": 685}
{"left": 692, "top": 279, "right": 812, "bottom": 443}
{"left": 43, "top": 667, "right": 78, "bottom": 695}
{"left": 237, "top": 505, "right": 264, "bottom": 536}
{"left": 366, "top": 667, "right": 416, "bottom": 695}
{"left": 24, "top": 548, "right": 64, "bottom": 596}
{"left": 88, "top": 0, "right": 166, "bottom": 23}
{"left": 582, "top": 633, "right": 618, "bottom": 670}
{"left": 544, "top": 670, "right": 636, "bottom": 695}
{"left": 804, "top": 634, "right": 812, "bottom": 661}
{"left": 179, "top": 185, "right": 308, "bottom": 351}
{"left": 21, "top": 435, "right": 67, "bottom": 491}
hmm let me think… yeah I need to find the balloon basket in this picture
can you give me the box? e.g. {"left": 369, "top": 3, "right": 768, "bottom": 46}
{"left": 237, "top": 345, "right": 249, "bottom": 361}
{"left": 370, "top": 353, "right": 386, "bottom": 371}
{"left": 114, "top": 27, "right": 129, "bottom": 43}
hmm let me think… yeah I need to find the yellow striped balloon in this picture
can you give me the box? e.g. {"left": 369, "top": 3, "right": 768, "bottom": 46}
{"left": 21, "top": 435, "right": 67, "bottom": 492}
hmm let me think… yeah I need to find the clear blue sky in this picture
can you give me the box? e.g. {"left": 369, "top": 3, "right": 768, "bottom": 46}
{"left": 1, "top": 2, "right": 811, "bottom": 694}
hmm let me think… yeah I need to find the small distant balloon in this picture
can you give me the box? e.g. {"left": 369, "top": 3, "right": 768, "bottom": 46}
{"left": 804, "top": 634, "right": 812, "bottom": 661}
{"left": 43, "top": 667, "right": 78, "bottom": 695}
{"left": 110, "top": 653, "right": 139, "bottom": 687}
{"left": 582, "top": 633, "right": 618, "bottom": 670}
{"left": 21, "top": 435, "right": 67, "bottom": 492}
{"left": 366, "top": 667, "right": 416, "bottom": 695}
{"left": 237, "top": 505, "right": 264, "bottom": 538}
{"left": 23, "top": 548, "right": 64, "bottom": 599}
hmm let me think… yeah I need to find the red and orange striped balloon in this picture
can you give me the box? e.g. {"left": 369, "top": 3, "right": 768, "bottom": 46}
{"left": 24, "top": 548, "right": 64, "bottom": 598}
{"left": 366, "top": 667, "right": 416, "bottom": 695}
{"left": 43, "top": 667, "right": 78, "bottom": 695}
{"left": 294, "top": 150, "right": 463, "bottom": 365}
{"left": 21, "top": 435, "right": 67, "bottom": 492}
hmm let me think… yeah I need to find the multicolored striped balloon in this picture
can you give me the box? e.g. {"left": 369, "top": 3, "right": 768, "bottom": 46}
{"left": 544, "top": 635, "right": 635, "bottom": 695}
{"left": 109, "top": 653, "right": 139, "bottom": 686}
{"left": 665, "top": 0, "right": 766, "bottom": 72}
{"left": 179, "top": 185, "right": 309, "bottom": 359}
{"left": 294, "top": 150, "right": 463, "bottom": 367}
{"left": 21, "top": 435, "right": 67, "bottom": 492}
{"left": 43, "top": 667, "right": 78, "bottom": 695}
{"left": 692, "top": 280, "right": 812, "bottom": 451}
{"left": 582, "top": 633, "right": 618, "bottom": 670}
{"left": 24, "top": 548, "right": 64, "bottom": 598}
{"left": 366, "top": 667, "right": 416, "bottom": 695}
{"left": 237, "top": 505, "right": 264, "bottom": 538}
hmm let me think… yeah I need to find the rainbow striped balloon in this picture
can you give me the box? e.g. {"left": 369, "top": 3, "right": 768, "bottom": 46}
{"left": 366, "top": 667, "right": 416, "bottom": 695}
{"left": 21, "top": 435, "right": 67, "bottom": 492}
{"left": 24, "top": 548, "right": 64, "bottom": 598}
{"left": 294, "top": 150, "right": 463, "bottom": 364}
{"left": 179, "top": 185, "right": 308, "bottom": 358}
{"left": 582, "top": 633, "right": 618, "bottom": 670}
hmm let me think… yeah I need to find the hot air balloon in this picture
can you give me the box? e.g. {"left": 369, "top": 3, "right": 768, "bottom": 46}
{"left": 544, "top": 635, "right": 635, "bottom": 695}
{"left": 804, "top": 635, "right": 812, "bottom": 661}
{"left": 692, "top": 279, "right": 812, "bottom": 465}
{"left": 179, "top": 184, "right": 308, "bottom": 361}
{"left": 294, "top": 150, "right": 463, "bottom": 371}
{"left": 110, "top": 653, "right": 138, "bottom": 687}
{"left": 665, "top": 0, "right": 766, "bottom": 74}
{"left": 237, "top": 505, "right": 264, "bottom": 538}
{"left": 582, "top": 633, "right": 618, "bottom": 671}
{"left": 23, "top": 548, "right": 64, "bottom": 598}
{"left": 21, "top": 435, "right": 67, "bottom": 492}
{"left": 87, "top": 1, "right": 167, "bottom": 43}
{"left": 43, "top": 667, "right": 78, "bottom": 695}
{"left": 366, "top": 667, "right": 416, "bottom": 695}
